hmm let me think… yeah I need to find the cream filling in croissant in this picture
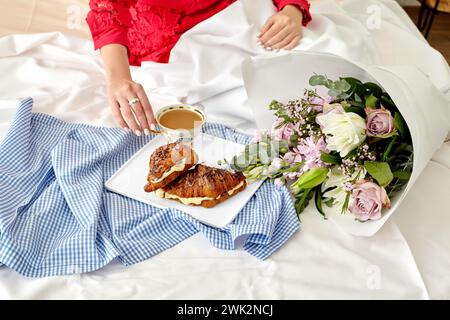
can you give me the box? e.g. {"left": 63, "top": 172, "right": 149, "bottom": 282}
{"left": 155, "top": 181, "right": 245, "bottom": 205}
{"left": 151, "top": 158, "right": 187, "bottom": 183}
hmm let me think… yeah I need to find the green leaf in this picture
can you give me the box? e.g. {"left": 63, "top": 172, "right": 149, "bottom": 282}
{"left": 309, "top": 75, "right": 331, "bottom": 88}
{"left": 394, "top": 112, "right": 409, "bottom": 138}
{"left": 295, "top": 188, "right": 313, "bottom": 215}
{"left": 381, "top": 94, "right": 396, "bottom": 109}
{"left": 393, "top": 170, "right": 411, "bottom": 180}
{"left": 341, "top": 77, "right": 363, "bottom": 96}
{"left": 350, "top": 100, "right": 364, "bottom": 108}
{"left": 341, "top": 191, "right": 351, "bottom": 214}
{"left": 363, "top": 82, "right": 383, "bottom": 98}
{"left": 364, "top": 161, "right": 394, "bottom": 187}
{"left": 331, "top": 79, "right": 351, "bottom": 93}
{"left": 269, "top": 100, "right": 285, "bottom": 110}
{"left": 323, "top": 197, "right": 335, "bottom": 207}
{"left": 320, "top": 152, "right": 342, "bottom": 165}
{"left": 328, "top": 89, "right": 341, "bottom": 97}
{"left": 292, "top": 168, "right": 329, "bottom": 190}
{"left": 314, "top": 186, "right": 327, "bottom": 219}
{"left": 344, "top": 106, "right": 365, "bottom": 117}
{"left": 382, "top": 136, "right": 398, "bottom": 162}
{"left": 365, "top": 94, "right": 379, "bottom": 109}
{"left": 290, "top": 133, "right": 299, "bottom": 146}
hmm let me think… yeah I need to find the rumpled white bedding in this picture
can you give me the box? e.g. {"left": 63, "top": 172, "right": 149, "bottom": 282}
{"left": 0, "top": 0, "right": 449, "bottom": 299}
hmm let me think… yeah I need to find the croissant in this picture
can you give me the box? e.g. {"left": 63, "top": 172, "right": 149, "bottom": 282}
{"left": 156, "top": 164, "right": 247, "bottom": 208}
{"left": 144, "top": 143, "right": 197, "bottom": 192}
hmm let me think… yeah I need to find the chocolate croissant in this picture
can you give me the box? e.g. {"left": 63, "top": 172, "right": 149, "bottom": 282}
{"left": 155, "top": 164, "right": 247, "bottom": 208}
{"left": 144, "top": 143, "right": 197, "bottom": 192}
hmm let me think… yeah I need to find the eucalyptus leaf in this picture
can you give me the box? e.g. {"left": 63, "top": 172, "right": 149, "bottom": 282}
{"left": 328, "top": 89, "right": 341, "bottom": 97}
{"left": 331, "top": 79, "right": 351, "bottom": 93}
{"left": 364, "top": 161, "right": 394, "bottom": 187}
{"left": 309, "top": 75, "right": 331, "bottom": 88}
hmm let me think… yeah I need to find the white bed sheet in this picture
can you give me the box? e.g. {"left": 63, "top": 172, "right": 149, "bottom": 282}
{"left": 0, "top": 0, "right": 449, "bottom": 299}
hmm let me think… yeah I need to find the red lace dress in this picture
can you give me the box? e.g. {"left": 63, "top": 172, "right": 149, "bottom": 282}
{"left": 86, "top": 0, "right": 312, "bottom": 66}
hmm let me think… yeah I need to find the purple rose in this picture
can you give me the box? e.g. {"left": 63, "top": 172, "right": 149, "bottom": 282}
{"left": 365, "top": 107, "right": 396, "bottom": 138}
{"left": 349, "top": 180, "right": 390, "bottom": 221}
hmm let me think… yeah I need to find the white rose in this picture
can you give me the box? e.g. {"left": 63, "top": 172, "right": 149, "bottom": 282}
{"left": 316, "top": 110, "right": 366, "bottom": 157}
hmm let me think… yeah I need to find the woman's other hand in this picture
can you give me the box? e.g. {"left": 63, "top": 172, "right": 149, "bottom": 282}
{"left": 258, "top": 5, "right": 303, "bottom": 51}
{"left": 101, "top": 44, "right": 156, "bottom": 136}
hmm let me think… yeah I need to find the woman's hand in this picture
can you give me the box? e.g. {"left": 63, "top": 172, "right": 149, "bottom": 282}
{"left": 107, "top": 77, "right": 156, "bottom": 136}
{"left": 258, "top": 5, "right": 304, "bottom": 51}
{"left": 100, "top": 44, "right": 156, "bottom": 136}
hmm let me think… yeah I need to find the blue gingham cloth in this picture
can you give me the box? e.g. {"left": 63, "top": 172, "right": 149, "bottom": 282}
{"left": 0, "top": 98, "right": 299, "bottom": 277}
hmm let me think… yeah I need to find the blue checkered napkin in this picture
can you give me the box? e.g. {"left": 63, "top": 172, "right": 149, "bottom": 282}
{"left": 0, "top": 98, "right": 299, "bottom": 277}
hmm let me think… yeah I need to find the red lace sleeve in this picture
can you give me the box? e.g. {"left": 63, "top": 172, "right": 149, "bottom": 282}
{"left": 273, "top": 0, "right": 312, "bottom": 26}
{"left": 86, "top": 0, "right": 137, "bottom": 51}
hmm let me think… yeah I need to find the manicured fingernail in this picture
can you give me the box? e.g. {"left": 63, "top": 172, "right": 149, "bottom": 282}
{"left": 135, "top": 130, "right": 141, "bottom": 136}
{"left": 266, "top": 47, "right": 272, "bottom": 51}
{"left": 150, "top": 123, "right": 156, "bottom": 131}
{"left": 144, "top": 129, "right": 150, "bottom": 135}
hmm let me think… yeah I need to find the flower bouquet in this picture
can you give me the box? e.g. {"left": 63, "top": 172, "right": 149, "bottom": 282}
{"left": 239, "top": 52, "right": 449, "bottom": 236}
{"left": 226, "top": 74, "right": 413, "bottom": 223}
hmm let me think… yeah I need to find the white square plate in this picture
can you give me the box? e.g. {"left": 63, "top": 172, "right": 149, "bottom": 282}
{"left": 105, "top": 133, "right": 263, "bottom": 228}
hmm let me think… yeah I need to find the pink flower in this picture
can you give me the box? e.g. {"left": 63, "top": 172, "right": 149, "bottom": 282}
{"left": 283, "top": 147, "right": 302, "bottom": 165}
{"left": 253, "top": 129, "right": 263, "bottom": 142}
{"left": 308, "top": 95, "right": 334, "bottom": 113}
{"left": 365, "top": 107, "right": 396, "bottom": 138}
{"left": 270, "top": 119, "right": 299, "bottom": 142}
{"left": 268, "top": 157, "right": 284, "bottom": 173}
{"left": 349, "top": 180, "right": 391, "bottom": 221}
{"left": 297, "top": 136, "right": 328, "bottom": 170}
{"left": 286, "top": 172, "right": 301, "bottom": 181}
{"left": 274, "top": 178, "right": 285, "bottom": 188}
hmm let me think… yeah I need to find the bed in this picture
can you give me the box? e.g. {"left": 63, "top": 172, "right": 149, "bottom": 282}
{"left": 0, "top": 0, "right": 449, "bottom": 299}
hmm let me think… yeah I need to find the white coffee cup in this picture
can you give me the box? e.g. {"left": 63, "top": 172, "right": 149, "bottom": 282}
{"left": 153, "top": 104, "right": 206, "bottom": 143}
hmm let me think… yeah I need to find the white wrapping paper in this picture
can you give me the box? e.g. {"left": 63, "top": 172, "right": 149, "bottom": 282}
{"left": 242, "top": 51, "right": 450, "bottom": 236}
